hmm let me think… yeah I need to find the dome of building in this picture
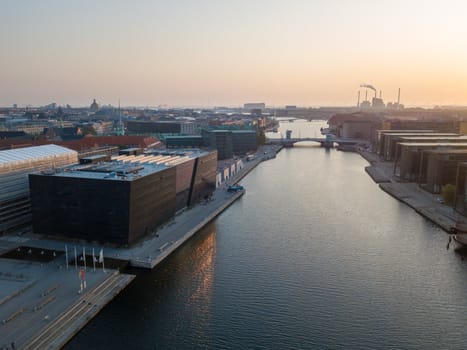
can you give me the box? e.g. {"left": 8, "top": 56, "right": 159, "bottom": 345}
{"left": 90, "top": 98, "right": 99, "bottom": 112}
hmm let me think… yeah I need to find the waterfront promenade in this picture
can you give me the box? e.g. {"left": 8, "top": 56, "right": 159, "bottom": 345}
{"left": 360, "top": 149, "right": 465, "bottom": 233}
{"left": 11, "top": 144, "right": 280, "bottom": 269}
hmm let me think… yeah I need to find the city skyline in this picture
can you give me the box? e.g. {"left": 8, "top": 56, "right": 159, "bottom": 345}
{"left": 1, "top": 0, "right": 467, "bottom": 107}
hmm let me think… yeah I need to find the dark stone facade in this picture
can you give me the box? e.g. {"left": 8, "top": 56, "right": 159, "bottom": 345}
{"left": 128, "top": 168, "right": 176, "bottom": 242}
{"left": 30, "top": 175, "right": 132, "bottom": 244}
{"left": 29, "top": 167, "right": 176, "bottom": 245}
{"left": 188, "top": 151, "right": 217, "bottom": 205}
{"left": 175, "top": 159, "right": 195, "bottom": 211}
{"left": 29, "top": 150, "right": 218, "bottom": 245}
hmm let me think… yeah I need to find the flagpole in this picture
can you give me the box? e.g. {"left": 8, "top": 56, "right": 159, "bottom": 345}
{"left": 99, "top": 248, "right": 105, "bottom": 273}
{"left": 65, "top": 245, "right": 68, "bottom": 269}
{"left": 92, "top": 248, "right": 96, "bottom": 272}
{"left": 83, "top": 247, "right": 86, "bottom": 271}
{"left": 74, "top": 246, "right": 77, "bottom": 270}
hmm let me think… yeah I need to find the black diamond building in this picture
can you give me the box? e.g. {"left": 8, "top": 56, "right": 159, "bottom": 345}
{"left": 29, "top": 150, "right": 217, "bottom": 245}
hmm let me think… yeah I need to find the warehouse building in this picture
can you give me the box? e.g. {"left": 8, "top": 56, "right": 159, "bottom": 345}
{"left": 396, "top": 142, "right": 467, "bottom": 181}
{"left": 384, "top": 120, "right": 459, "bottom": 133}
{"left": 374, "top": 130, "right": 432, "bottom": 158}
{"left": 422, "top": 150, "right": 467, "bottom": 193}
{"left": 455, "top": 163, "right": 467, "bottom": 215}
{"left": 29, "top": 149, "right": 217, "bottom": 244}
{"left": 392, "top": 135, "right": 465, "bottom": 162}
{"left": 379, "top": 132, "right": 457, "bottom": 161}
{"left": 0, "top": 145, "right": 78, "bottom": 234}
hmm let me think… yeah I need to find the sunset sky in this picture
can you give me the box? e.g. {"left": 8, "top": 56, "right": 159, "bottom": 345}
{"left": 1, "top": 0, "right": 467, "bottom": 107}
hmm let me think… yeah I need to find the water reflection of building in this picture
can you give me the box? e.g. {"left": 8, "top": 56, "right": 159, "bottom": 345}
{"left": 188, "top": 224, "right": 216, "bottom": 306}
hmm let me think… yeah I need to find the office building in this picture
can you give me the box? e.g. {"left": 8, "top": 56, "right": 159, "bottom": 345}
{"left": 232, "top": 130, "right": 258, "bottom": 156}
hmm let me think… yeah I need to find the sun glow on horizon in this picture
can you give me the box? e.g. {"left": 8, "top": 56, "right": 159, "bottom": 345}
{"left": 1, "top": 0, "right": 467, "bottom": 107}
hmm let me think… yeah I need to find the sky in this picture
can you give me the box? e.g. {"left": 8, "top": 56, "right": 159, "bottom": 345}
{"left": 1, "top": 0, "right": 467, "bottom": 108}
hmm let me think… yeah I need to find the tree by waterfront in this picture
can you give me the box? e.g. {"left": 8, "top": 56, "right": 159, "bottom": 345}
{"left": 441, "top": 183, "right": 456, "bottom": 205}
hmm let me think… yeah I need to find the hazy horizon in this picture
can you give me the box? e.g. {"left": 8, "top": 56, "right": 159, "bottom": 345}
{"left": 6, "top": 102, "right": 467, "bottom": 110}
{"left": 2, "top": 0, "right": 467, "bottom": 107}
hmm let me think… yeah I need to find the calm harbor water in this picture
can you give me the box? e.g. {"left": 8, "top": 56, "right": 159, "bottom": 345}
{"left": 67, "top": 120, "right": 467, "bottom": 349}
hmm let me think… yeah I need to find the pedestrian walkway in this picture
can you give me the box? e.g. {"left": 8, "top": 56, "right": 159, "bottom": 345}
{"left": 359, "top": 149, "right": 464, "bottom": 233}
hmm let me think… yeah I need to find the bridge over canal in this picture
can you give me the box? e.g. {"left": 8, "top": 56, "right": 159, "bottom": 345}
{"left": 266, "top": 136, "right": 367, "bottom": 148}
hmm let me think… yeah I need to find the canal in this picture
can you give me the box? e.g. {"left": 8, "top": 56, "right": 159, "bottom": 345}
{"left": 66, "top": 120, "right": 467, "bottom": 349}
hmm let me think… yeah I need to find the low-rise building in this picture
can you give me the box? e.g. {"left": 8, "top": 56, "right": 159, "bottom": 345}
{"left": 455, "top": 162, "right": 467, "bottom": 215}
{"left": 374, "top": 130, "right": 434, "bottom": 158}
{"left": 396, "top": 142, "right": 467, "bottom": 181}
{"left": 384, "top": 133, "right": 458, "bottom": 161}
{"left": 0, "top": 145, "right": 78, "bottom": 234}
{"left": 126, "top": 120, "right": 197, "bottom": 135}
{"left": 423, "top": 150, "right": 467, "bottom": 193}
